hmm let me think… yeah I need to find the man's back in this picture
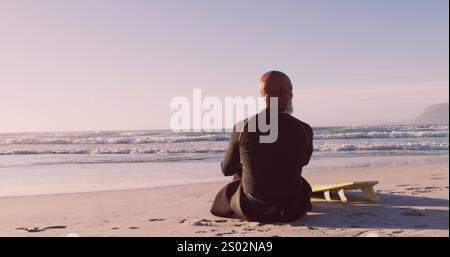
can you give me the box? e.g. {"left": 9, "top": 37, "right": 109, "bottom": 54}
{"left": 239, "top": 110, "right": 313, "bottom": 204}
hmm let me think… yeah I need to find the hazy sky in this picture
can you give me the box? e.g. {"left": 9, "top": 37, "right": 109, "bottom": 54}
{"left": 0, "top": 0, "right": 448, "bottom": 132}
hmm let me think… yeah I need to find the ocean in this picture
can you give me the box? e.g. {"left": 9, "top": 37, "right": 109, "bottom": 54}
{"left": 0, "top": 124, "right": 448, "bottom": 169}
{"left": 0, "top": 124, "right": 448, "bottom": 196}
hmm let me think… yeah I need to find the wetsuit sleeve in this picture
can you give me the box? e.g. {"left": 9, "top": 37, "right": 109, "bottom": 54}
{"left": 221, "top": 129, "right": 242, "bottom": 177}
{"left": 302, "top": 123, "right": 314, "bottom": 167}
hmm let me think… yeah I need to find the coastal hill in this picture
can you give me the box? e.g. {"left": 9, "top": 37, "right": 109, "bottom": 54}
{"left": 414, "top": 103, "right": 449, "bottom": 125}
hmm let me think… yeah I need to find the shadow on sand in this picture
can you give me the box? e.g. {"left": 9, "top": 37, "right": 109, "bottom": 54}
{"left": 285, "top": 192, "right": 449, "bottom": 231}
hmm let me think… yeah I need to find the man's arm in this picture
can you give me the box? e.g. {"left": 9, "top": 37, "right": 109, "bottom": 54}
{"left": 301, "top": 122, "right": 314, "bottom": 167}
{"left": 221, "top": 129, "right": 242, "bottom": 177}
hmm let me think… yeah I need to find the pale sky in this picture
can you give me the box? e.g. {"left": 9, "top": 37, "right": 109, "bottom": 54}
{"left": 0, "top": 0, "right": 448, "bottom": 132}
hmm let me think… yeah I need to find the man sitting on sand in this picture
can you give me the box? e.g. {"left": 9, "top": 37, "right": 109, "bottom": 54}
{"left": 210, "top": 71, "right": 313, "bottom": 222}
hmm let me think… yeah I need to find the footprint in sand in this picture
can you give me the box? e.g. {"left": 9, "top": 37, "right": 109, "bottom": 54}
{"left": 193, "top": 219, "right": 213, "bottom": 226}
{"left": 45, "top": 226, "right": 67, "bottom": 230}
{"left": 148, "top": 218, "right": 165, "bottom": 222}
{"left": 16, "top": 225, "right": 67, "bottom": 233}
{"left": 213, "top": 219, "right": 229, "bottom": 223}
{"left": 353, "top": 230, "right": 379, "bottom": 237}
{"left": 216, "top": 230, "right": 238, "bottom": 237}
{"left": 179, "top": 218, "right": 230, "bottom": 227}
{"left": 20, "top": 227, "right": 41, "bottom": 233}
{"left": 406, "top": 186, "right": 439, "bottom": 192}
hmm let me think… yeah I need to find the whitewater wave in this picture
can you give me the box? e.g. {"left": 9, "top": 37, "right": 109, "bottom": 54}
{"left": 315, "top": 124, "right": 448, "bottom": 133}
{"left": 0, "top": 129, "right": 448, "bottom": 145}
{"left": 314, "top": 130, "right": 448, "bottom": 140}
{"left": 0, "top": 141, "right": 447, "bottom": 156}
{"left": 0, "top": 147, "right": 227, "bottom": 155}
{"left": 0, "top": 134, "right": 230, "bottom": 145}
{"left": 315, "top": 142, "right": 449, "bottom": 152}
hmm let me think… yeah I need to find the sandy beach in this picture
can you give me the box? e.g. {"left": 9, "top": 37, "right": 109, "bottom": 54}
{"left": 1, "top": 0, "right": 448, "bottom": 242}
{"left": 0, "top": 162, "right": 447, "bottom": 237}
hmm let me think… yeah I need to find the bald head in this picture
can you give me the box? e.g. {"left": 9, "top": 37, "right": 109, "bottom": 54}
{"left": 259, "top": 71, "right": 294, "bottom": 113}
{"left": 259, "top": 71, "right": 292, "bottom": 97}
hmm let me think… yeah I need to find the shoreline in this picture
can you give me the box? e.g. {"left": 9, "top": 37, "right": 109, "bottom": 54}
{"left": 0, "top": 162, "right": 448, "bottom": 237}
{"left": 0, "top": 156, "right": 447, "bottom": 198}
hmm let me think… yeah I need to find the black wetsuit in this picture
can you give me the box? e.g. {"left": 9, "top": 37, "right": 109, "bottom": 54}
{"left": 210, "top": 109, "right": 313, "bottom": 222}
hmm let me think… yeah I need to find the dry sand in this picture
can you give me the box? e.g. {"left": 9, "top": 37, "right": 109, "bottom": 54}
{"left": 0, "top": 163, "right": 448, "bottom": 237}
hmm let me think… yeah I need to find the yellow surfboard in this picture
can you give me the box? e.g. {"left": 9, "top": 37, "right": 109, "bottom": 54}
{"left": 312, "top": 181, "right": 380, "bottom": 202}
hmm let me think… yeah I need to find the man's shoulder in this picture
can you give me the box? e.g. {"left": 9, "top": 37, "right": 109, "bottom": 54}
{"left": 231, "top": 113, "right": 313, "bottom": 135}
{"left": 282, "top": 114, "right": 313, "bottom": 133}
{"left": 232, "top": 118, "right": 250, "bottom": 133}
